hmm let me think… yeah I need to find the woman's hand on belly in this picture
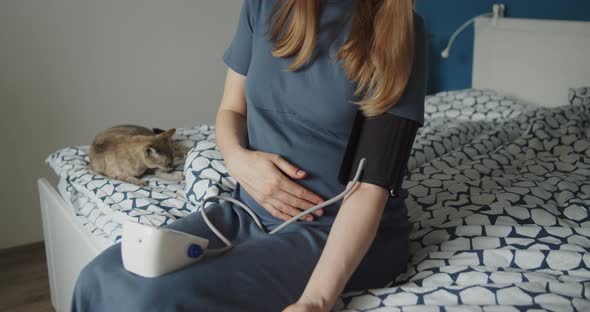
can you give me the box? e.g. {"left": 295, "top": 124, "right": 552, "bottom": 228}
{"left": 225, "top": 149, "right": 325, "bottom": 221}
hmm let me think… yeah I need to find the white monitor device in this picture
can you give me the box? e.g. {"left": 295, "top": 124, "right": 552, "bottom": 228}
{"left": 121, "top": 221, "right": 209, "bottom": 278}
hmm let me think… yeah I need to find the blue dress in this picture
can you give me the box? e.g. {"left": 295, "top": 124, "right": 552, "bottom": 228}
{"left": 72, "top": 1, "right": 426, "bottom": 311}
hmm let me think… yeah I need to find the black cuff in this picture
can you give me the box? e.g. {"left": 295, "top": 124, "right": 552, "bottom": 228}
{"left": 338, "top": 111, "right": 419, "bottom": 196}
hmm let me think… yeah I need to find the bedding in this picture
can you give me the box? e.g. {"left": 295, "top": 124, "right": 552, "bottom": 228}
{"left": 47, "top": 89, "right": 590, "bottom": 311}
{"left": 336, "top": 90, "right": 590, "bottom": 311}
{"left": 570, "top": 87, "right": 590, "bottom": 106}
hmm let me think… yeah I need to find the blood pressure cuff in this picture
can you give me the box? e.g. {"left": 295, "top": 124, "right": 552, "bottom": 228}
{"left": 338, "top": 112, "right": 420, "bottom": 197}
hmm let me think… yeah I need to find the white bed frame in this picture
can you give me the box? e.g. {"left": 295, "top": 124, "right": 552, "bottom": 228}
{"left": 37, "top": 16, "right": 590, "bottom": 312}
{"left": 38, "top": 179, "right": 108, "bottom": 312}
{"left": 473, "top": 16, "right": 590, "bottom": 107}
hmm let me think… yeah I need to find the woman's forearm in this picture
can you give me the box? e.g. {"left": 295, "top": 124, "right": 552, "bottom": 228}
{"left": 300, "top": 182, "right": 389, "bottom": 308}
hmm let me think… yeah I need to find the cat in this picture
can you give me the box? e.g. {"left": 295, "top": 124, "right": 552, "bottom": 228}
{"left": 89, "top": 125, "right": 189, "bottom": 186}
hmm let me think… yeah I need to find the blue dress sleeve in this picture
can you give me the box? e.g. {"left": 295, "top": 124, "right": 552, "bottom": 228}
{"left": 385, "top": 13, "right": 428, "bottom": 126}
{"left": 223, "top": 1, "right": 258, "bottom": 76}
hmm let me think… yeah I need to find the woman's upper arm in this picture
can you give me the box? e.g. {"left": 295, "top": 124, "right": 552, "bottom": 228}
{"left": 338, "top": 13, "right": 428, "bottom": 196}
{"left": 383, "top": 12, "right": 428, "bottom": 125}
{"left": 223, "top": 1, "right": 258, "bottom": 76}
{"left": 219, "top": 69, "right": 247, "bottom": 115}
{"left": 338, "top": 113, "right": 420, "bottom": 196}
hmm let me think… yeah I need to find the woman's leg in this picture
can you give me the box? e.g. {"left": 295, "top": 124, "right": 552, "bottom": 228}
{"left": 71, "top": 202, "right": 330, "bottom": 312}
{"left": 344, "top": 206, "right": 412, "bottom": 292}
{"left": 344, "top": 226, "right": 411, "bottom": 292}
{"left": 72, "top": 203, "right": 410, "bottom": 312}
{"left": 71, "top": 201, "right": 252, "bottom": 312}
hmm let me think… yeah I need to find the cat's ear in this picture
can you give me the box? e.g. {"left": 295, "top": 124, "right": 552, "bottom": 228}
{"left": 152, "top": 128, "right": 165, "bottom": 135}
{"left": 159, "top": 128, "right": 176, "bottom": 139}
{"left": 145, "top": 146, "right": 157, "bottom": 158}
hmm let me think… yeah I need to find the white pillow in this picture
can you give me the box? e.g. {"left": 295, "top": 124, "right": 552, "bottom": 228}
{"left": 183, "top": 141, "right": 236, "bottom": 209}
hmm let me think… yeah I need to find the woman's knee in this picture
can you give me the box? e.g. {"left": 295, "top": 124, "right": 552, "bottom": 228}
{"left": 345, "top": 233, "right": 410, "bottom": 291}
{"left": 78, "top": 244, "right": 120, "bottom": 279}
{"left": 73, "top": 245, "right": 123, "bottom": 296}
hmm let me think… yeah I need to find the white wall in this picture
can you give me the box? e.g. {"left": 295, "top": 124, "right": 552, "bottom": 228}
{"left": 0, "top": 0, "right": 241, "bottom": 249}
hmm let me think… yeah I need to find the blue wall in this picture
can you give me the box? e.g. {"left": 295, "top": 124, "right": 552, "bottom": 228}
{"left": 415, "top": 0, "right": 590, "bottom": 94}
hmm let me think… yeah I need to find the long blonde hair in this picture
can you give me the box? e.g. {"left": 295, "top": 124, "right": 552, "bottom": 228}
{"left": 270, "top": 0, "right": 415, "bottom": 117}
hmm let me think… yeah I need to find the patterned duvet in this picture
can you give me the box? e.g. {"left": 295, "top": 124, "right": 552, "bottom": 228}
{"left": 47, "top": 89, "right": 590, "bottom": 311}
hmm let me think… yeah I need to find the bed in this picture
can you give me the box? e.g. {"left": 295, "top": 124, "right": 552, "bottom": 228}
{"left": 38, "top": 16, "right": 590, "bottom": 312}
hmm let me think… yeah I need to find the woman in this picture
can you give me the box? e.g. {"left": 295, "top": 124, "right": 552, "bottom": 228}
{"left": 72, "top": 0, "right": 427, "bottom": 311}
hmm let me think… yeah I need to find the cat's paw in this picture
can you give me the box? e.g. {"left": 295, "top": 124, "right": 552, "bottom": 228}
{"left": 154, "top": 170, "right": 183, "bottom": 182}
{"left": 170, "top": 171, "right": 183, "bottom": 182}
{"left": 118, "top": 176, "right": 147, "bottom": 186}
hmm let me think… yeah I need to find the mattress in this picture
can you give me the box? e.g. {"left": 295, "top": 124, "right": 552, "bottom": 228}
{"left": 56, "top": 178, "right": 113, "bottom": 250}
{"left": 47, "top": 90, "right": 590, "bottom": 311}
